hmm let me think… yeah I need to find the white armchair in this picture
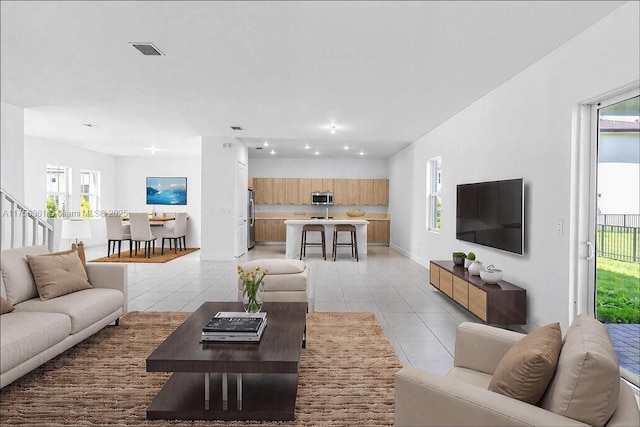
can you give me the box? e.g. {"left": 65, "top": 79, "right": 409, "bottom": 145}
{"left": 394, "top": 319, "right": 639, "bottom": 426}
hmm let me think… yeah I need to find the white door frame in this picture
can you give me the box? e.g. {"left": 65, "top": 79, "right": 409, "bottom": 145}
{"left": 570, "top": 84, "right": 639, "bottom": 321}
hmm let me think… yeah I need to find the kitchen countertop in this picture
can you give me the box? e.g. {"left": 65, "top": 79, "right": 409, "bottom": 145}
{"left": 256, "top": 212, "right": 389, "bottom": 220}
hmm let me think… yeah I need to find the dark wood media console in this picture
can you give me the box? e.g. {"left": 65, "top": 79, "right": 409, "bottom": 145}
{"left": 429, "top": 260, "right": 526, "bottom": 325}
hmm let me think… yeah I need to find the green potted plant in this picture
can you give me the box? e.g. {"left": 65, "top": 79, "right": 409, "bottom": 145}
{"left": 452, "top": 252, "right": 466, "bottom": 266}
{"left": 465, "top": 252, "right": 476, "bottom": 268}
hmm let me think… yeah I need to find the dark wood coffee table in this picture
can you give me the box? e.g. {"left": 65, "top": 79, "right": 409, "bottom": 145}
{"left": 146, "top": 301, "right": 307, "bottom": 421}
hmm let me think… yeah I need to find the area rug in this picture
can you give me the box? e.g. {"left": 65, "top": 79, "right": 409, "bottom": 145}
{"left": 90, "top": 247, "right": 200, "bottom": 263}
{"left": 0, "top": 311, "right": 402, "bottom": 426}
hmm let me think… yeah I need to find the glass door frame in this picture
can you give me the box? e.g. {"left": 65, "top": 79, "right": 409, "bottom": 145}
{"left": 586, "top": 88, "right": 640, "bottom": 317}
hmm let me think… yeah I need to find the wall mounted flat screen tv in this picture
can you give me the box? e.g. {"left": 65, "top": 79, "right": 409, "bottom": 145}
{"left": 146, "top": 177, "right": 187, "bottom": 205}
{"left": 456, "top": 178, "right": 524, "bottom": 255}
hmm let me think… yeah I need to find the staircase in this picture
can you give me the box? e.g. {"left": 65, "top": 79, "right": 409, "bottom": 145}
{"left": 0, "top": 189, "right": 53, "bottom": 250}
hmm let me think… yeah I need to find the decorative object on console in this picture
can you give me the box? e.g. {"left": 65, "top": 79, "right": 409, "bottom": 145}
{"left": 237, "top": 264, "right": 268, "bottom": 313}
{"left": 479, "top": 264, "right": 503, "bottom": 284}
{"left": 452, "top": 252, "right": 466, "bottom": 266}
{"left": 464, "top": 252, "right": 476, "bottom": 268}
{"left": 468, "top": 260, "right": 483, "bottom": 276}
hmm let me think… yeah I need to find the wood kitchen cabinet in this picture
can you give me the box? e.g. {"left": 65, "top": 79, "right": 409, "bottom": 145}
{"left": 252, "top": 177, "right": 389, "bottom": 206}
{"left": 360, "top": 179, "right": 375, "bottom": 205}
{"left": 285, "top": 178, "right": 299, "bottom": 204}
{"left": 298, "top": 179, "right": 312, "bottom": 205}
{"left": 333, "top": 179, "right": 347, "bottom": 205}
{"left": 253, "top": 178, "right": 268, "bottom": 204}
{"left": 345, "top": 180, "right": 360, "bottom": 205}
{"left": 373, "top": 179, "right": 389, "bottom": 205}
{"left": 367, "top": 220, "right": 390, "bottom": 243}
{"left": 272, "top": 178, "right": 287, "bottom": 205}
{"left": 255, "top": 219, "right": 286, "bottom": 242}
{"left": 429, "top": 261, "right": 526, "bottom": 325}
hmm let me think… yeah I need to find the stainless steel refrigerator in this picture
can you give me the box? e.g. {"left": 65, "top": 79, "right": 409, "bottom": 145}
{"left": 248, "top": 189, "right": 255, "bottom": 249}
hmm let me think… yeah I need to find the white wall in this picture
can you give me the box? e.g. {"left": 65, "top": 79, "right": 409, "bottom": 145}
{"left": 24, "top": 136, "right": 118, "bottom": 250}
{"left": 249, "top": 158, "right": 388, "bottom": 179}
{"left": 115, "top": 154, "right": 202, "bottom": 248}
{"left": 1, "top": 101, "right": 25, "bottom": 200}
{"left": 200, "top": 137, "right": 248, "bottom": 260}
{"left": 389, "top": 2, "right": 639, "bottom": 332}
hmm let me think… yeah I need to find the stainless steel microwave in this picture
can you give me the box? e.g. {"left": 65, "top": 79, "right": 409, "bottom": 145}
{"left": 311, "top": 192, "right": 334, "bottom": 205}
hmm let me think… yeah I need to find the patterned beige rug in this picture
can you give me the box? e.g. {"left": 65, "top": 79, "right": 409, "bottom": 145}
{"left": 0, "top": 311, "right": 402, "bottom": 426}
{"left": 90, "top": 247, "right": 200, "bottom": 263}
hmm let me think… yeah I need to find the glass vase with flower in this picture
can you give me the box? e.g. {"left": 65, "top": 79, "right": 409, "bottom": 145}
{"left": 237, "top": 265, "right": 268, "bottom": 313}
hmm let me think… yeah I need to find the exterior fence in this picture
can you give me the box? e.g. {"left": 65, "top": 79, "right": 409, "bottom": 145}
{"left": 597, "top": 214, "right": 640, "bottom": 263}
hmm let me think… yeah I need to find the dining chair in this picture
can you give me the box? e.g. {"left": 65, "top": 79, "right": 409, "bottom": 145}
{"left": 129, "top": 212, "right": 157, "bottom": 258}
{"left": 161, "top": 212, "right": 188, "bottom": 255}
{"left": 105, "top": 215, "right": 131, "bottom": 258}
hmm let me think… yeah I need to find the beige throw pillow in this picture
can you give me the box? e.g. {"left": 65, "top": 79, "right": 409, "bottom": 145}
{"left": 1, "top": 296, "right": 15, "bottom": 314}
{"left": 488, "top": 322, "right": 562, "bottom": 404}
{"left": 26, "top": 251, "right": 92, "bottom": 301}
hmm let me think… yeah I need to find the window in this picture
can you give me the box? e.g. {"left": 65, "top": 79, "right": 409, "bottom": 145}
{"left": 46, "top": 165, "right": 70, "bottom": 218}
{"left": 427, "top": 157, "right": 442, "bottom": 231}
{"left": 80, "top": 169, "right": 100, "bottom": 218}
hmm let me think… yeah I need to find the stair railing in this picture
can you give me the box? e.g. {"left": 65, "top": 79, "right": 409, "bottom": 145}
{"left": 0, "top": 188, "right": 53, "bottom": 250}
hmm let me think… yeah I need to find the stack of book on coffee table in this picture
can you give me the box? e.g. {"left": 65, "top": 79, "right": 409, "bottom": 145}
{"left": 201, "top": 311, "right": 268, "bottom": 343}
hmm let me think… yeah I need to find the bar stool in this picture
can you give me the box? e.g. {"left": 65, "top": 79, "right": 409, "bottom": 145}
{"left": 300, "top": 224, "right": 326, "bottom": 260}
{"left": 332, "top": 224, "right": 358, "bottom": 262}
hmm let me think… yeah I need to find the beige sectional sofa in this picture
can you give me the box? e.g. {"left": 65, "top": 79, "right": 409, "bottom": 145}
{"left": 395, "top": 316, "right": 639, "bottom": 426}
{"left": 1, "top": 245, "right": 127, "bottom": 388}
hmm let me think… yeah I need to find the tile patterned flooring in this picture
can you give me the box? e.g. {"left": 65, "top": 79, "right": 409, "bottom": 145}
{"left": 85, "top": 244, "right": 639, "bottom": 380}
{"left": 86, "top": 244, "right": 480, "bottom": 376}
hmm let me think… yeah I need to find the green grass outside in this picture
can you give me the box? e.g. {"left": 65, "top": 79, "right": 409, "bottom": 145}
{"left": 596, "top": 257, "right": 640, "bottom": 324}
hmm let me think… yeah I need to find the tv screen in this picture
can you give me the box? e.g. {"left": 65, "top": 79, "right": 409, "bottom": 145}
{"left": 456, "top": 178, "right": 524, "bottom": 255}
{"left": 146, "top": 177, "right": 187, "bottom": 205}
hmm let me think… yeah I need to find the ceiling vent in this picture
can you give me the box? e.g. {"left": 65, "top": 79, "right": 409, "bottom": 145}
{"left": 130, "top": 42, "right": 164, "bottom": 56}
{"left": 230, "top": 126, "right": 243, "bottom": 131}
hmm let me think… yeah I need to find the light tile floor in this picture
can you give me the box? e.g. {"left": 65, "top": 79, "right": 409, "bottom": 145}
{"left": 85, "top": 244, "right": 484, "bottom": 375}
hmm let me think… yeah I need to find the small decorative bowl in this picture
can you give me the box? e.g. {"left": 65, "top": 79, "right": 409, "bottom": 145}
{"left": 346, "top": 210, "right": 365, "bottom": 217}
{"left": 480, "top": 269, "right": 503, "bottom": 284}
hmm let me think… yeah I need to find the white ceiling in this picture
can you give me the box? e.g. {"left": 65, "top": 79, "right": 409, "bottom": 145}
{"left": 0, "top": 1, "right": 625, "bottom": 159}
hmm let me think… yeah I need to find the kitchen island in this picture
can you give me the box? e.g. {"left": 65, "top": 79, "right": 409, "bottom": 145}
{"left": 284, "top": 219, "right": 369, "bottom": 260}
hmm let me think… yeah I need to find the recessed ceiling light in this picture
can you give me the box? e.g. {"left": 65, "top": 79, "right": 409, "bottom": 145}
{"left": 270, "top": 149, "right": 276, "bottom": 155}
{"left": 359, "top": 151, "right": 365, "bottom": 156}
{"left": 129, "top": 42, "right": 164, "bottom": 56}
{"left": 329, "top": 124, "right": 337, "bottom": 134}
{"left": 315, "top": 151, "right": 320, "bottom": 155}
{"left": 304, "top": 144, "right": 310, "bottom": 150}
{"left": 263, "top": 142, "right": 269, "bottom": 147}
{"left": 344, "top": 145, "right": 349, "bottom": 150}
{"left": 230, "top": 126, "right": 243, "bottom": 131}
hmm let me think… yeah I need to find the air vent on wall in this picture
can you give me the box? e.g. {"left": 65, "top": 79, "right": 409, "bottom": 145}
{"left": 230, "top": 126, "right": 243, "bottom": 131}
{"left": 130, "top": 42, "right": 164, "bottom": 56}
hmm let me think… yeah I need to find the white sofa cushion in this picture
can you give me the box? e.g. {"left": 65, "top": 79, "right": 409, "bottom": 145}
{"left": 539, "top": 315, "right": 620, "bottom": 427}
{"left": 14, "top": 288, "right": 124, "bottom": 334}
{"left": 241, "top": 259, "right": 306, "bottom": 275}
{"left": 0, "top": 245, "right": 49, "bottom": 305}
{"left": 0, "top": 311, "right": 71, "bottom": 374}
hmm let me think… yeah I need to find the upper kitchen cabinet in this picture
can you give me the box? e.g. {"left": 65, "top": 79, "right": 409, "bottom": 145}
{"left": 373, "top": 179, "right": 389, "bottom": 205}
{"left": 298, "top": 178, "right": 312, "bottom": 205}
{"left": 285, "top": 178, "right": 299, "bottom": 204}
{"left": 359, "top": 179, "right": 375, "bottom": 205}
{"left": 345, "top": 179, "right": 360, "bottom": 205}
{"left": 272, "top": 178, "right": 287, "bottom": 204}
{"left": 333, "top": 179, "right": 347, "bottom": 205}
{"left": 248, "top": 174, "right": 254, "bottom": 190}
{"left": 253, "top": 177, "right": 268, "bottom": 204}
